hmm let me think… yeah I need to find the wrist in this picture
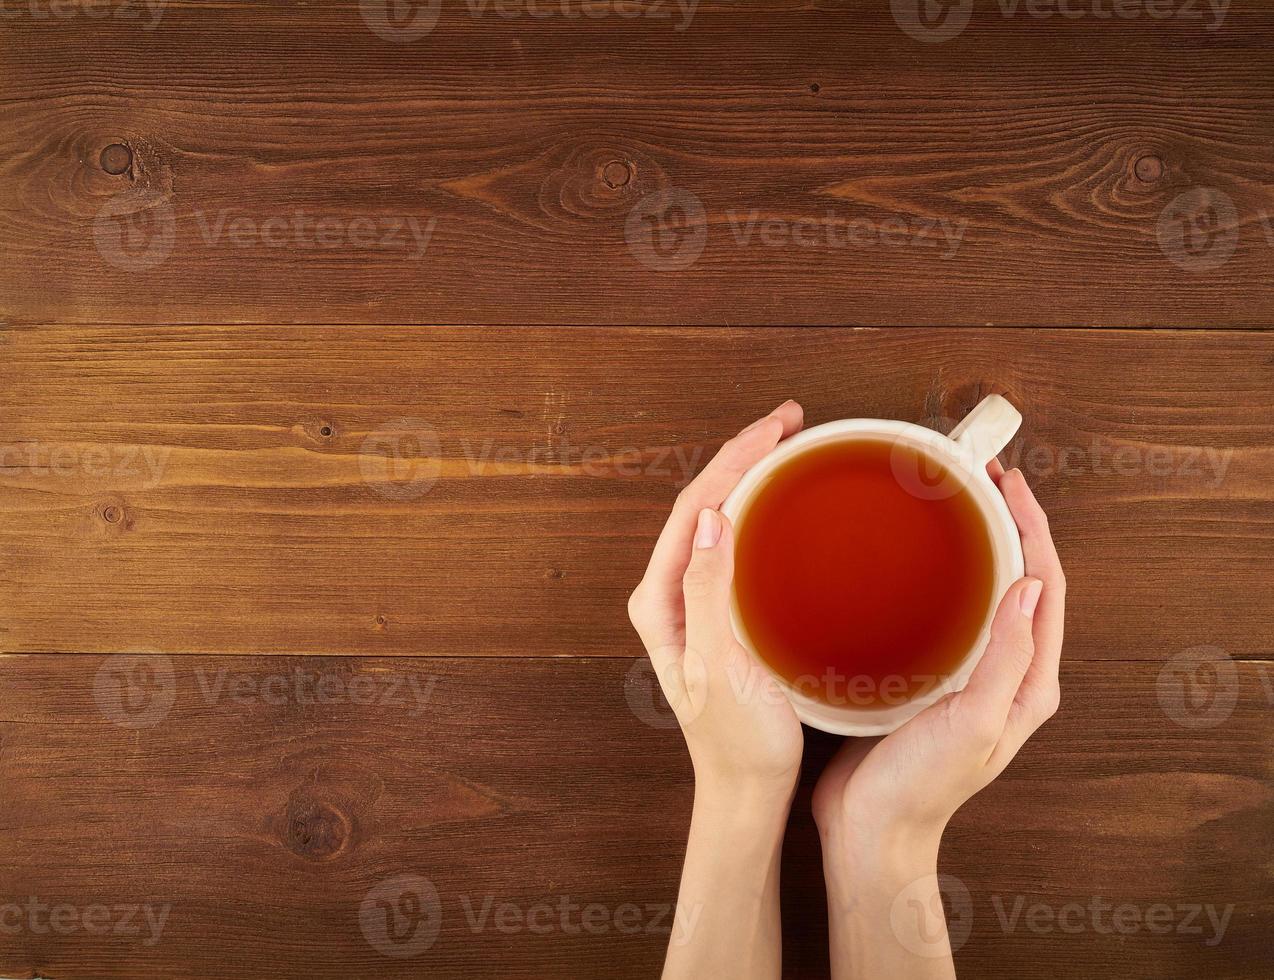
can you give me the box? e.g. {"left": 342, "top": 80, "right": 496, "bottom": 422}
{"left": 692, "top": 770, "right": 796, "bottom": 829}
{"left": 821, "top": 829, "right": 957, "bottom": 977}
{"left": 820, "top": 819, "right": 944, "bottom": 899}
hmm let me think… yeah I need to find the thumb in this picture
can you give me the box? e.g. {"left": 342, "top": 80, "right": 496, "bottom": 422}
{"left": 959, "top": 576, "right": 1043, "bottom": 735}
{"left": 681, "top": 509, "right": 737, "bottom": 659}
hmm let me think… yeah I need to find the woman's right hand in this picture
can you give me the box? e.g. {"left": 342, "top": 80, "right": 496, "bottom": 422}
{"left": 626, "top": 399, "right": 808, "bottom": 796}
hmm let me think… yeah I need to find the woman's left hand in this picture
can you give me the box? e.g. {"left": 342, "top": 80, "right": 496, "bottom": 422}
{"left": 812, "top": 462, "right": 1066, "bottom": 855}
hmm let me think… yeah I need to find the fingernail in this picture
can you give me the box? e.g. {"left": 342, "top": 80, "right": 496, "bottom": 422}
{"left": 695, "top": 508, "right": 721, "bottom": 549}
{"left": 1020, "top": 578, "right": 1043, "bottom": 618}
{"left": 739, "top": 402, "right": 794, "bottom": 436}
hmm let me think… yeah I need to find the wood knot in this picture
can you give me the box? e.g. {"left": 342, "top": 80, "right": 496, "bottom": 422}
{"left": 299, "top": 418, "right": 339, "bottom": 444}
{"left": 95, "top": 497, "right": 132, "bottom": 533}
{"left": 551, "top": 143, "right": 656, "bottom": 216}
{"left": 438, "top": 139, "right": 665, "bottom": 230}
{"left": 601, "top": 159, "right": 634, "bottom": 189}
{"left": 1134, "top": 154, "right": 1165, "bottom": 184}
{"left": 100, "top": 143, "right": 133, "bottom": 176}
{"left": 928, "top": 381, "right": 1018, "bottom": 436}
{"left": 283, "top": 796, "right": 352, "bottom": 861}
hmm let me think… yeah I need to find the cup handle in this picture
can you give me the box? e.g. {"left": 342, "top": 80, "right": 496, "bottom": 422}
{"left": 948, "top": 394, "right": 1022, "bottom": 466}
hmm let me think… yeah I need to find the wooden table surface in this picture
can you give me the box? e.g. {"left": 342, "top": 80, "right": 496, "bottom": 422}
{"left": 2, "top": 2, "right": 1272, "bottom": 978}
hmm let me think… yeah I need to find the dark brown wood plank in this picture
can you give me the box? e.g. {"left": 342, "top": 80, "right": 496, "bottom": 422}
{"left": 3, "top": 3, "right": 1274, "bottom": 325}
{"left": 0, "top": 655, "right": 1268, "bottom": 979}
{"left": 2, "top": 324, "right": 1271, "bottom": 660}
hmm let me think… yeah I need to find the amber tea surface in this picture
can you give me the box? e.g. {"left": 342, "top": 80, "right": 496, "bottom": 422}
{"left": 733, "top": 438, "right": 995, "bottom": 708}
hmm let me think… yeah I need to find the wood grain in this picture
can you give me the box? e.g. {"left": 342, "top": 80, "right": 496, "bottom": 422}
{"left": 3, "top": 324, "right": 1271, "bottom": 661}
{"left": 3, "top": 3, "right": 1274, "bottom": 325}
{"left": 0, "top": 655, "right": 1268, "bottom": 979}
{"left": 3, "top": 7, "right": 1271, "bottom": 980}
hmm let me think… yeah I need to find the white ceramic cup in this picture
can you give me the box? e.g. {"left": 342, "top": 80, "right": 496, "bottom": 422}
{"left": 720, "top": 395, "right": 1025, "bottom": 736}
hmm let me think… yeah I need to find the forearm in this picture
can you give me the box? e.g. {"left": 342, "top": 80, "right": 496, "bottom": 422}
{"left": 822, "top": 825, "right": 956, "bottom": 980}
{"left": 662, "top": 776, "right": 794, "bottom": 980}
